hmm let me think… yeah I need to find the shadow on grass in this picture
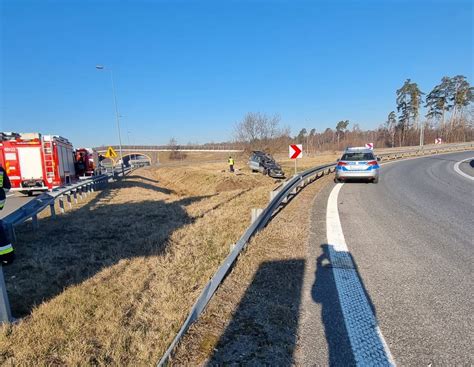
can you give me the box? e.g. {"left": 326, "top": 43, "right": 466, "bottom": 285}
{"left": 113, "top": 179, "right": 176, "bottom": 195}
{"left": 208, "top": 260, "right": 305, "bottom": 366}
{"left": 3, "top": 181, "right": 205, "bottom": 317}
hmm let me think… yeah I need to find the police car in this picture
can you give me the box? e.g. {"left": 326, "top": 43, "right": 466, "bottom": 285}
{"left": 335, "top": 147, "right": 380, "bottom": 183}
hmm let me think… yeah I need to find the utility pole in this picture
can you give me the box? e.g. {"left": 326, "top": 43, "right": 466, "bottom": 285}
{"left": 419, "top": 121, "right": 425, "bottom": 148}
{"left": 96, "top": 65, "right": 124, "bottom": 175}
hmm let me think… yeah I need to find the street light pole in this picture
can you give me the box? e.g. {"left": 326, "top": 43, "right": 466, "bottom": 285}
{"left": 96, "top": 65, "right": 124, "bottom": 175}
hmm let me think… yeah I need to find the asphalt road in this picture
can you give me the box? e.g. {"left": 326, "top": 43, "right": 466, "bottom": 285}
{"left": 0, "top": 193, "right": 36, "bottom": 219}
{"left": 336, "top": 151, "right": 473, "bottom": 365}
{"left": 297, "top": 150, "right": 473, "bottom": 366}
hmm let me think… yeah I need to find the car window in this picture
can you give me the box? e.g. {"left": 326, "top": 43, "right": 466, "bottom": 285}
{"left": 341, "top": 152, "right": 375, "bottom": 161}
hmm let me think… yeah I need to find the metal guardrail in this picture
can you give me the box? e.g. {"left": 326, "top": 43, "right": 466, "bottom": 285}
{"left": 2, "top": 174, "right": 109, "bottom": 243}
{"left": 157, "top": 141, "right": 474, "bottom": 366}
{"left": 0, "top": 167, "right": 134, "bottom": 323}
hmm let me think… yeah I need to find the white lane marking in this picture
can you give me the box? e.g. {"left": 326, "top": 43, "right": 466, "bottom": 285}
{"left": 326, "top": 183, "right": 396, "bottom": 366}
{"left": 327, "top": 183, "right": 347, "bottom": 252}
{"left": 6, "top": 194, "right": 15, "bottom": 198}
{"left": 453, "top": 157, "right": 474, "bottom": 181}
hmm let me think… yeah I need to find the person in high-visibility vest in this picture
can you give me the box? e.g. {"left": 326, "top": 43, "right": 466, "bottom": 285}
{"left": 228, "top": 156, "right": 235, "bottom": 172}
{"left": 0, "top": 164, "right": 14, "bottom": 264}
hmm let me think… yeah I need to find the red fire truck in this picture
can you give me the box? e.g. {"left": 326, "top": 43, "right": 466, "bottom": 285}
{"left": 75, "top": 148, "right": 95, "bottom": 177}
{"left": 0, "top": 132, "right": 76, "bottom": 195}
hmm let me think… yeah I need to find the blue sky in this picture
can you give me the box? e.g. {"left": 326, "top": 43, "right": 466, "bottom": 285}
{"left": 1, "top": 0, "right": 472, "bottom": 147}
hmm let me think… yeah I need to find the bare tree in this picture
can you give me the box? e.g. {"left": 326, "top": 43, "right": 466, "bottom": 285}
{"left": 234, "top": 112, "right": 287, "bottom": 152}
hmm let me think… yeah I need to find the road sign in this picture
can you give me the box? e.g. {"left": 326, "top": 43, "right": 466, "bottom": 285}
{"left": 289, "top": 144, "right": 303, "bottom": 159}
{"left": 105, "top": 146, "right": 118, "bottom": 158}
{"left": 435, "top": 138, "right": 443, "bottom": 144}
{"left": 365, "top": 143, "right": 374, "bottom": 150}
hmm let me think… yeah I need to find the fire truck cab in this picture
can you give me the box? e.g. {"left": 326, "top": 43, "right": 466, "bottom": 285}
{"left": 0, "top": 132, "right": 76, "bottom": 195}
{"left": 75, "top": 148, "right": 95, "bottom": 177}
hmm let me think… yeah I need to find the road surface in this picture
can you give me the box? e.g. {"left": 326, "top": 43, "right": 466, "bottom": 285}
{"left": 297, "top": 150, "right": 473, "bottom": 366}
{"left": 0, "top": 193, "right": 36, "bottom": 219}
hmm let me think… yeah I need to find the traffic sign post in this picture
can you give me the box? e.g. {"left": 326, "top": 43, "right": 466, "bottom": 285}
{"left": 289, "top": 144, "right": 303, "bottom": 175}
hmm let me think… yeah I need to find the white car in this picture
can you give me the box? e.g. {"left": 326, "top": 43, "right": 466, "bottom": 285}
{"left": 335, "top": 147, "right": 380, "bottom": 183}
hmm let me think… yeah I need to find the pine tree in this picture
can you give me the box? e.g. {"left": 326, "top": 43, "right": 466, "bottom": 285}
{"left": 386, "top": 111, "right": 397, "bottom": 147}
{"left": 335, "top": 120, "right": 349, "bottom": 148}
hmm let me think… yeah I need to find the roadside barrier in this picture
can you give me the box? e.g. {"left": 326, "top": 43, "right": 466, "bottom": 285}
{"left": 0, "top": 167, "right": 133, "bottom": 323}
{"left": 157, "top": 141, "right": 473, "bottom": 366}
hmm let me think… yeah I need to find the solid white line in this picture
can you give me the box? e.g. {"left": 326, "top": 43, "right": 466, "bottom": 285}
{"left": 453, "top": 157, "right": 474, "bottom": 181}
{"left": 6, "top": 194, "right": 14, "bottom": 198}
{"left": 326, "top": 183, "right": 348, "bottom": 252}
{"left": 326, "top": 183, "right": 396, "bottom": 366}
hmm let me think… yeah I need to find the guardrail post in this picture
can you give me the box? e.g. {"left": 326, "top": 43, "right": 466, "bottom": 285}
{"left": 66, "top": 194, "right": 72, "bottom": 209}
{"left": 49, "top": 203, "right": 56, "bottom": 218}
{"left": 32, "top": 214, "right": 39, "bottom": 230}
{"left": 0, "top": 266, "right": 12, "bottom": 324}
{"left": 73, "top": 189, "right": 78, "bottom": 204}
{"left": 251, "top": 208, "right": 263, "bottom": 224}
{"left": 4, "top": 223, "right": 16, "bottom": 244}
{"left": 59, "top": 196, "right": 65, "bottom": 213}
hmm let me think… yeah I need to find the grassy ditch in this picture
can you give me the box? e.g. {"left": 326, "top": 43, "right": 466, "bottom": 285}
{"left": 0, "top": 164, "right": 277, "bottom": 365}
{"left": 0, "top": 155, "right": 334, "bottom": 365}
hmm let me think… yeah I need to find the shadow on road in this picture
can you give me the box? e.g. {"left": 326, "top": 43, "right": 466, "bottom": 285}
{"left": 312, "top": 244, "right": 379, "bottom": 366}
{"left": 312, "top": 245, "right": 355, "bottom": 366}
{"left": 208, "top": 259, "right": 305, "bottom": 366}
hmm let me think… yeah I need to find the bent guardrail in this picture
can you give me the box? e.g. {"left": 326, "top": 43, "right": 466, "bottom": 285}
{"left": 157, "top": 141, "right": 473, "bottom": 366}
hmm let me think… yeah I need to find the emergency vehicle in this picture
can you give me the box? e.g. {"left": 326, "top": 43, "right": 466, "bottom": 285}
{"left": 0, "top": 132, "right": 76, "bottom": 195}
{"left": 75, "top": 148, "right": 95, "bottom": 177}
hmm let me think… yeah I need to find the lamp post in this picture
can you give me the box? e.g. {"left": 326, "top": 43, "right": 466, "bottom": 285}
{"left": 95, "top": 64, "right": 124, "bottom": 175}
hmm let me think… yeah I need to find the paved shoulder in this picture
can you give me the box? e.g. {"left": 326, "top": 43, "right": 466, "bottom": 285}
{"left": 0, "top": 194, "right": 35, "bottom": 219}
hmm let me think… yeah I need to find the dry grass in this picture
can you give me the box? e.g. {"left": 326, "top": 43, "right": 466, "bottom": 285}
{"left": 170, "top": 175, "right": 333, "bottom": 365}
{"left": 0, "top": 164, "right": 275, "bottom": 365}
{"left": 156, "top": 151, "right": 247, "bottom": 165}
{"left": 277, "top": 153, "right": 339, "bottom": 173}
{"left": 0, "top": 157, "right": 334, "bottom": 366}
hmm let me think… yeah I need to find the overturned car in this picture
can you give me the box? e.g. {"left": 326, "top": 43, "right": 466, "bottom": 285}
{"left": 248, "top": 151, "right": 285, "bottom": 179}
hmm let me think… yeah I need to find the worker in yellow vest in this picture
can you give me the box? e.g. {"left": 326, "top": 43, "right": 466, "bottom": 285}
{"left": 228, "top": 156, "right": 235, "bottom": 172}
{"left": 0, "top": 164, "right": 14, "bottom": 264}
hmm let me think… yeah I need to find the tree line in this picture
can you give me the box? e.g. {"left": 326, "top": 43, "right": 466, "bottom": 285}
{"left": 234, "top": 75, "right": 473, "bottom": 153}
